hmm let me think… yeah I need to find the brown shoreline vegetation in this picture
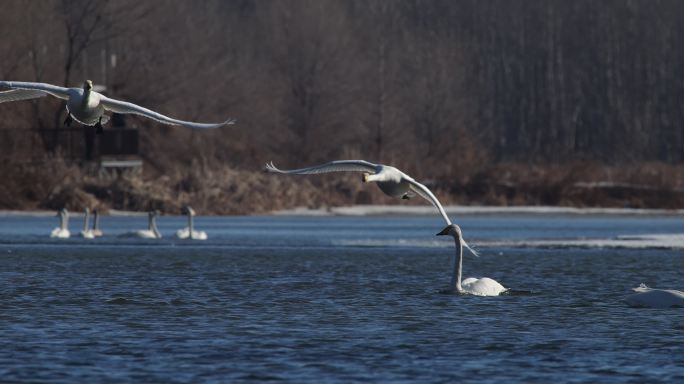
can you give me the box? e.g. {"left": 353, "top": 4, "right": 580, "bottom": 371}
{"left": 2, "top": 1, "right": 684, "bottom": 213}
{"left": 2, "top": 157, "right": 683, "bottom": 215}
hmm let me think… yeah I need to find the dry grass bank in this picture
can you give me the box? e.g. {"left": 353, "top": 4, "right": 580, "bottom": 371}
{"left": 1, "top": 158, "right": 683, "bottom": 214}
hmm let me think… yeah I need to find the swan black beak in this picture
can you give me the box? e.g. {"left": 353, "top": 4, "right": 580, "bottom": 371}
{"left": 436, "top": 226, "right": 451, "bottom": 236}
{"left": 362, "top": 173, "right": 370, "bottom": 183}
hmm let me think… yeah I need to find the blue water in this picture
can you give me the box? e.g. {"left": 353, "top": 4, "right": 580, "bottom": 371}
{"left": 0, "top": 214, "right": 683, "bottom": 382}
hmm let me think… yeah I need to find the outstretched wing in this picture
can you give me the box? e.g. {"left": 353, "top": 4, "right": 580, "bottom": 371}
{"left": 265, "top": 160, "right": 381, "bottom": 175}
{"left": 99, "top": 95, "right": 236, "bottom": 129}
{"left": 0, "top": 81, "right": 70, "bottom": 100}
{"left": 406, "top": 179, "right": 452, "bottom": 226}
{"left": 0, "top": 89, "right": 48, "bottom": 103}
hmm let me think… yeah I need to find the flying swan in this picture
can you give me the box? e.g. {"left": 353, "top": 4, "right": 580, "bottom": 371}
{"left": 50, "top": 208, "right": 70, "bottom": 239}
{"left": 265, "top": 160, "right": 507, "bottom": 296}
{"left": 0, "top": 80, "right": 236, "bottom": 133}
{"left": 624, "top": 284, "right": 684, "bottom": 308}
{"left": 176, "top": 206, "right": 207, "bottom": 240}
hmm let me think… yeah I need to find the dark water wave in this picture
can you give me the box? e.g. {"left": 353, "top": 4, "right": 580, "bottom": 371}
{"left": 0, "top": 215, "right": 683, "bottom": 382}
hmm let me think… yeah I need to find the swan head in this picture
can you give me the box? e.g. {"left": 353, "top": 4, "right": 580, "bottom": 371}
{"left": 362, "top": 173, "right": 373, "bottom": 183}
{"left": 182, "top": 206, "right": 196, "bottom": 216}
{"left": 437, "top": 224, "right": 461, "bottom": 238}
{"left": 83, "top": 80, "right": 93, "bottom": 91}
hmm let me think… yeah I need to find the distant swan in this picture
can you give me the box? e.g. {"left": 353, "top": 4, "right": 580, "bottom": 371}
{"left": 625, "top": 284, "right": 684, "bottom": 308}
{"left": 266, "top": 160, "right": 506, "bottom": 295}
{"left": 50, "top": 208, "right": 70, "bottom": 239}
{"left": 79, "top": 208, "right": 95, "bottom": 239}
{"left": 119, "top": 211, "right": 162, "bottom": 239}
{"left": 0, "top": 80, "right": 236, "bottom": 133}
{"left": 91, "top": 209, "right": 103, "bottom": 237}
{"left": 176, "top": 206, "right": 207, "bottom": 240}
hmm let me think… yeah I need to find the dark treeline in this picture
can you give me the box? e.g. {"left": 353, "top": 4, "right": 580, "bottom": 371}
{"left": 1, "top": 0, "right": 684, "bottom": 211}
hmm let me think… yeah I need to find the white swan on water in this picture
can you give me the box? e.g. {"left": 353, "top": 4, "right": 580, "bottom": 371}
{"left": 79, "top": 208, "right": 95, "bottom": 239}
{"left": 265, "top": 160, "right": 507, "bottom": 296}
{"left": 119, "top": 211, "right": 162, "bottom": 239}
{"left": 91, "top": 209, "right": 103, "bottom": 237}
{"left": 437, "top": 224, "right": 507, "bottom": 296}
{"left": 0, "top": 80, "right": 236, "bottom": 133}
{"left": 625, "top": 284, "right": 684, "bottom": 308}
{"left": 50, "top": 208, "right": 70, "bottom": 239}
{"left": 176, "top": 206, "right": 207, "bottom": 240}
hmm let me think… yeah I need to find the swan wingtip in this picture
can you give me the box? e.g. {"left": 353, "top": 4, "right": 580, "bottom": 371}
{"left": 264, "top": 161, "right": 277, "bottom": 173}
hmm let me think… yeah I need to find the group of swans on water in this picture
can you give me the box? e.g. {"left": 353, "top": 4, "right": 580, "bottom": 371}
{"left": 51, "top": 206, "right": 206, "bottom": 240}
{"left": 2, "top": 80, "right": 679, "bottom": 307}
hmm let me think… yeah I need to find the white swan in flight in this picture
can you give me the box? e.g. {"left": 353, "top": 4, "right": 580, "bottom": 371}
{"left": 0, "top": 80, "right": 236, "bottom": 133}
{"left": 91, "top": 209, "right": 103, "bottom": 237}
{"left": 176, "top": 206, "right": 207, "bottom": 240}
{"left": 119, "top": 211, "right": 162, "bottom": 239}
{"left": 50, "top": 208, "right": 70, "bottom": 239}
{"left": 625, "top": 284, "right": 684, "bottom": 308}
{"left": 266, "top": 159, "right": 452, "bottom": 215}
{"left": 79, "top": 208, "right": 95, "bottom": 239}
{"left": 266, "top": 160, "right": 506, "bottom": 295}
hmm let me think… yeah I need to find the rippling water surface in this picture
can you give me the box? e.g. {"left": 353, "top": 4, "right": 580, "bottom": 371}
{"left": 0, "top": 214, "right": 683, "bottom": 382}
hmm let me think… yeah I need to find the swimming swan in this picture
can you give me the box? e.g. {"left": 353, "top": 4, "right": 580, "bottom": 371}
{"left": 119, "top": 211, "right": 162, "bottom": 239}
{"left": 176, "top": 206, "right": 207, "bottom": 240}
{"left": 79, "top": 208, "right": 95, "bottom": 239}
{"left": 266, "top": 160, "right": 506, "bottom": 295}
{"left": 91, "top": 209, "right": 103, "bottom": 237}
{"left": 625, "top": 284, "right": 684, "bottom": 308}
{"left": 437, "top": 224, "right": 507, "bottom": 296}
{"left": 0, "top": 80, "right": 236, "bottom": 133}
{"left": 50, "top": 208, "right": 70, "bottom": 239}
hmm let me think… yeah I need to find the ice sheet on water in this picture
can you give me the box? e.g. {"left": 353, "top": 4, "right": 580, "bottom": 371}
{"left": 480, "top": 233, "right": 684, "bottom": 250}
{"left": 273, "top": 205, "right": 684, "bottom": 216}
{"left": 334, "top": 233, "right": 684, "bottom": 250}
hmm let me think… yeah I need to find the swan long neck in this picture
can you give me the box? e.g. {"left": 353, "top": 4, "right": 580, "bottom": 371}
{"left": 82, "top": 88, "right": 91, "bottom": 108}
{"left": 187, "top": 211, "right": 194, "bottom": 239}
{"left": 61, "top": 211, "right": 68, "bottom": 231}
{"left": 151, "top": 214, "right": 161, "bottom": 238}
{"left": 82, "top": 210, "right": 90, "bottom": 231}
{"left": 451, "top": 234, "right": 463, "bottom": 293}
{"left": 93, "top": 211, "right": 100, "bottom": 230}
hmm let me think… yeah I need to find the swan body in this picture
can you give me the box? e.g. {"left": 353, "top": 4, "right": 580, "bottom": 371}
{"left": 625, "top": 284, "right": 684, "bottom": 308}
{"left": 79, "top": 208, "right": 95, "bottom": 239}
{"left": 175, "top": 206, "right": 207, "bottom": 240}
{"left": 50, "top": 208, "right": 70, "bottom": 239}
{"left": 437, "top": 224, "right": 507, "bottom": 296}
{"left": 0, "top": 80, "right": 236, "bottom": 130}
{"left": 119, "top": 211, "right": 162, "bottom": 239}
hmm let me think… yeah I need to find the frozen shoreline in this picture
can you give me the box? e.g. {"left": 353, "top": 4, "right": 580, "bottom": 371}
{"left": 273, "top": 205, "right": 684, "bottom": 217}
{"left": 2, "top": 205, "right": 684, "bottom": 217}
{"left": 480, "top": 233, "right": 684, "bottom": 250}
